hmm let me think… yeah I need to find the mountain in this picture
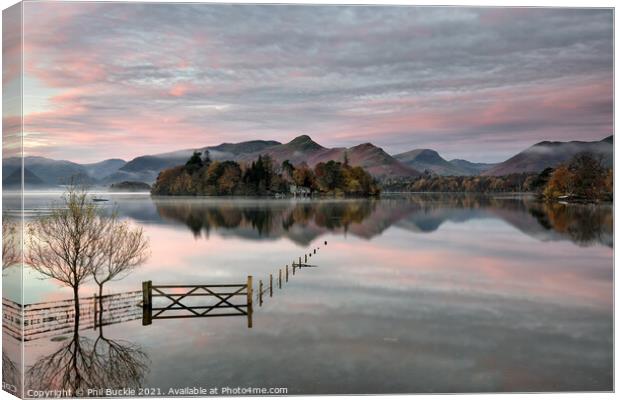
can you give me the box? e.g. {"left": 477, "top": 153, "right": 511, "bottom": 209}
{"left": 342, "top": 143, "right": 419, "bottom": 178}
{"left": 449, "top": 159, "right": 497, "bottom": 175}
{"left": 239, "top": 136, "right": 419, "bottom": 178}
{"left": 3, "top": 156, "right": 95, "bottom": 186}
{"left": 240, "top": 135, "right": 329, "bottom": 165}
{"left": 483, "top": 136, "right": 613, "bottom": 176}
{"left": 81, "top": 158, "right": 126, "bottom": 179}
{"left": 394, "top": 149, "right": 466, "bottom": 176}
{"left": 2, "top": 167, "right": 50, "bottom": 189}
{"left": 106, "top": 140, "right": 283, "bottom": 184}
{"left": 208, "top": 140, "right": 281, "bottom": 157}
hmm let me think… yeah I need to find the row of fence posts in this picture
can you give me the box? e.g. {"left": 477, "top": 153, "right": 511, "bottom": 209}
{"left": 256, "top": 240, "right": 327, "bottom": 307}
{"left": 139, "top": 240, "right": 327, "bottom": 328}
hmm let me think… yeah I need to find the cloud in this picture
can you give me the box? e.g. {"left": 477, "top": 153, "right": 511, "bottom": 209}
{"left": 16, "top": 4, "right": 613, "bottom": 162}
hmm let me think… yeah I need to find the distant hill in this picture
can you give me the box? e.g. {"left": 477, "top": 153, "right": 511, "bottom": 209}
{"left": 239, "top": 135, "right": 329, "bottom": 165}
{"left": 483, "top": 136, "right": 613, "bottom": 176}
{"left": 394, "top": 149, "right": 466, "bottom": 176}
{"left": 2, "top": 167, "right": 51, "bottom": 189}
{"left": 240, "top": 135, "right": 419, "bottom": 179}
{"left": 81, "top": 158, "right": 126, "bottom": 179}
{"left": 209, "top": 140, "right": 281, "bottom": 156}
{"left": 109, "top": 140, "right": 283, "bottom": 184}
{"left": 3, "top": 156, "right": 97, "bottom": 186}
{"left": 341, "top": 143, "right": 419, "bottom": 178}
{"left": 448, "top": 159, "right": 497, "bottom": 175}
{"left": 10, "top": 135, "right": 612, "bottom": 187}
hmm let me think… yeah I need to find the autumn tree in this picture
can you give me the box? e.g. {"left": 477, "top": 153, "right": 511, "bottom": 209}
{"left": 543, "top": 165, "right": 574, "bottom": 199}
{"left": 567, "top": 152, "right": 606, "bottom": 199}
{"left": 293, "top": 164, "right": 315, "bottom": 189}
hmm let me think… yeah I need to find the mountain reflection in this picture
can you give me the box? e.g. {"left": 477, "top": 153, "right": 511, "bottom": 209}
{"left": 152, "top": 195, "right": 612, "bottom": 247}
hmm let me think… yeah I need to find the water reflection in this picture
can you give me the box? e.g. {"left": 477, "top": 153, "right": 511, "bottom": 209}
{"left": 25, "top": 319, "right": 149, "bottom": 396}
{"left": 152, "top": 195, "right": 612, "bottom": 247}
{"left": 153, "top": 198, "right": 378, "bottom": 245}
{"left": 528, "top": 202, "right": 614, "bottom": 247}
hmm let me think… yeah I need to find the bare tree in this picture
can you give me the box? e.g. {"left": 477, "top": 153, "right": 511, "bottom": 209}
{"left": 26, "top": 187, "right": 109, "bottom": 323}
{"left": 2, "top": 216, "right": 19, "bottom": 270}
{"left": 91, "top": 214, "right": 150, "bottom": 300}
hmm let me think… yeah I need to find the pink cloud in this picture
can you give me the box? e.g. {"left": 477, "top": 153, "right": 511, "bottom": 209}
{"left": 169, "top": 83, "right": 194, "bottom": 97}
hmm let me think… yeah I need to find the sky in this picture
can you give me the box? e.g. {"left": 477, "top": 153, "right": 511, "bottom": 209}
{"left": 3, "top": 3, "right": 614, "bottom": 163}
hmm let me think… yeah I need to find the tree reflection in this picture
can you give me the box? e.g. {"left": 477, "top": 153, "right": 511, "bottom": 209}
{"left": 2, "top": 350, "right": 20, "bottom": 392}
{"left": 153, "top": 195, "right": 612, "bottom": 247}
{"left": 25, "top": 320, "right": 149, "bottom": 396}
{"left": 154, "top": 200, "right": 376, "bottom": 243}
{"left": 528, "top": 202, "right": 613, "bottom": 247}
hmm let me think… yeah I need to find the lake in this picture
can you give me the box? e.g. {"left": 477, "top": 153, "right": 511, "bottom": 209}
{"left": 2, "top": 193, "right": 613, "bottom": 394}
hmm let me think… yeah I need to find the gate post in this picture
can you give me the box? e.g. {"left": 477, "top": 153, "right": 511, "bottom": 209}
{"left": 142, "top": 281, "right": 152, "bottom": 326}
{"left": 247, "top": 276, "right": 253, "bottom": 328}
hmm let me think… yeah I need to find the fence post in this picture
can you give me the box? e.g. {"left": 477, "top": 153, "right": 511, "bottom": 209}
{"left": 259, "top": 280, "right": 263, "bottom": 306}
{"left": 247, "top": 276, "right": 253, "bottom": 328}
{"left": 279, "top": 269, "right": 282, "bottom": 289}
{"left": 270, "top": 274, "right": 273, "bottom": 297}
{"left": 299, "top": 256, "right": 302, "bottom": 267}
{"left": 142, "top": 281, "right": 152, "bottom": 326}
{"left": 286, "top": 265, "right": 289, "bottom": 282}
{"left": 293, "top": 262, "right": 296, "bottom": 275}
{"left": 324, "top": 241, "right": 327, "bottom": 245}
{"left": 305, "top": 254, "right": 307, "bottom": 263}
{"left": 93, "top": 293, "right": 97, "bottom": 330}
{"left": 314, "top": 249, "right": 316, "bottom": 254}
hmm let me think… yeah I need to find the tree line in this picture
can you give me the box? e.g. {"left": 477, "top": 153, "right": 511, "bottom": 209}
{"left": 541, "top": 153, "right": 612, "bottom": 202}
{"left": 151, "top": 151, "right": 381, "bottom": 197}
{"left": 382, "top": 152, "right": 612, "bottom": 203}
{"left": 382, "top": 172, "right": 541, "bottom": 193}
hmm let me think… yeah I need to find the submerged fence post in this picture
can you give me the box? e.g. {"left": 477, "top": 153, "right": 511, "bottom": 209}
{"left": 286, "top": 265, "right": 289, "bottom": 282}
{"left": 299, "top": 256, "right": 302, "bottom": 267}
{"left": 93, "top": 293, "right": 97, "bottom": 330}
{"left": 247, "top": 276, "right": 253, "bottom": 328}
{"left": 293, "top": 262, "right": 296, "bottom": 275}
{"left": 314, "top": 248, "right": 316, "bottom": 254}
{"left": 270, "top": 274, "right": 273, "bottom": 297}
{"left": 259, "top": 280, "right": 263, "bottom": 306}
{"left": 142, "top": 281, "right": 152, "bottom": 326}
{"left": 305, "top": 254, "right": 307, "bottom": 263}
{"left": 279, "top": 269, "right": 282, "bottom": 289}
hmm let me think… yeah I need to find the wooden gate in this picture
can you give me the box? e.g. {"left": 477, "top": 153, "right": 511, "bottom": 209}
{"left": 141, "top": 276, "right": 253, "bottom": 328}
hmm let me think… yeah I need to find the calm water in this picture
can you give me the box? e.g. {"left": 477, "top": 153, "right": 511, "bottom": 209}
{"left": 3, "top": 193, "right": 613, "bottom": 394}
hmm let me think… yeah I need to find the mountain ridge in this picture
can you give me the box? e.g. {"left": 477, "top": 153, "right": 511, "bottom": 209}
{"left": 3, "top": 135, "right": 612, "bottom": 188}
{"left": 483, "top": 135, "right": 612, "bottom": 176}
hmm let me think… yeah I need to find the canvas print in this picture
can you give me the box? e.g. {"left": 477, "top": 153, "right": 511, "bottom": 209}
{"left": 1, "top": 2, "right": 614, "bottom": 398}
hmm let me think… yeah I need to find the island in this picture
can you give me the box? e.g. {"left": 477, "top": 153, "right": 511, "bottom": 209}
{"left": 151, "top": 152, "right": 380, "bottom": 197}
{"left": 110, "top": 181, "right": 152, "bottom": 192}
